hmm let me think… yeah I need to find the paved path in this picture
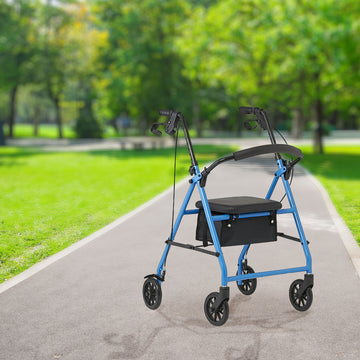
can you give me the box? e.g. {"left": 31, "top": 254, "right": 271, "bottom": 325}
{"left": 1, "top": 152, "right": 360, "bottom": 359}
{"left": 6, "top": 133, "right": 360, "bottom": 152}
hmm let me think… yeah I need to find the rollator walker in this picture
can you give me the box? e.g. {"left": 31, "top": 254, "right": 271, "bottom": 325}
{"left": 143, "top": 107, "right": 314, "bottom": 326}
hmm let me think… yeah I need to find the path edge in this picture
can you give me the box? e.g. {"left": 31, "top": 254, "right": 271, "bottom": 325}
{"left": 0, "top": 178, "right": 189, "bottom": 294}
{"left": 303, "top": 167, "right": 360, "bottom": 278}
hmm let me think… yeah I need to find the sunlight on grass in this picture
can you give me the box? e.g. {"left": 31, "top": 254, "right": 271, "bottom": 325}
{"left": 300, "top": 145, "right": 360, "bottom": 246}
{"left": 0, "top": 145, "right": 236, "bottom": 282}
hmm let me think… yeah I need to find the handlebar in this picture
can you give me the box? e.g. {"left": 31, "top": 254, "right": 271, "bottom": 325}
{"left": 239, "top": 106, "right": 258, "bottom": 115}
{"left": 239, "top": 106, "right": 267, "bottom": 131}
{"left": 159, "top": 109, "right": 172, "bottom": 117}
{"left": 233, "top": 144, "right": 303, "bottom": 161}
{"left": 150, "top": 110, "right": 178, "bottom": 136}
{"left": 239, "top": 106, "right": 277, "bottom": 145}
{"left": 150, "top": 110, "right": 198, "bottom": 167}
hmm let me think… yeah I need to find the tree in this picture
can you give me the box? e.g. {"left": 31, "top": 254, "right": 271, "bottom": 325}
{"left": 176, "top": 4, "right": 233, "bottom": 136}
{"left": 267, "top": 0, "right": 360, "bottom": 152}
{"left": 63, "top": 2, "right": 108, "bottom": 138}
{"left": 94, "top": 0, "right": 193, "bottom": 134}
{"left": 0, "top": 0, "right": 39, "bottom": 137}
{"left": 178, "top": 0, "right": 360, "bottom": 150}
{"left": 39, "top": 0, "right": 79, "bottom": 139}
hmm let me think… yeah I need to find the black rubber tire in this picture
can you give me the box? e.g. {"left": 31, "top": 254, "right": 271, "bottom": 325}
{"left": 143, "top": 277, "right": 162, "bottom": 310}
{"left": 204, "top": 292, "right": 229, "bottom": 326}
{"left": 289, "top": 279, "right": 313, "bottom": 311}
{"left": 237, "top": 265, "right": 257, "bottom": 295}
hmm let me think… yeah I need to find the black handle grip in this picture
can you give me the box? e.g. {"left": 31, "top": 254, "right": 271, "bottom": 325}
{"left": 239, "top": 106, "right": 255, "bottom": 115}
{"left": 159, "top": 110, "right": 172, "bottom": 116}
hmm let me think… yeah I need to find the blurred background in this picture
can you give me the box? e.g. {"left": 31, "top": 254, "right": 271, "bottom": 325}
{"left": 0, "top": 0, "right": 359, "bottom": 152}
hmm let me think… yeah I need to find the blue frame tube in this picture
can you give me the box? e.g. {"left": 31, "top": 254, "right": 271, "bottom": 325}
{"left": 229, "top": 266, "right": 308, "bottom": 282}
{"left": 265, "top": 172, "right": 280, "bottom": 200}
{"left": 156, "top": 180, "right": 196, "bottom": 279}
{"left": 197, "top": 183, "right": 228, "bottom": 286}
{"left": 155, "top": 158, "right": 312, "bottom": 287}
{"left": 156, "top": 165, "right": 229, "bottom": 286}
{"left": 281, "top": 175, "right": 312, "bottom": 273}
{"left": 236, "top": 158, "right": 312, "bottom": 284}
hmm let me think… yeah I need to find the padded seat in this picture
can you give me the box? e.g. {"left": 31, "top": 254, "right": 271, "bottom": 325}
{"left": 195, "top": 196, "right": 282, "bottom": 214}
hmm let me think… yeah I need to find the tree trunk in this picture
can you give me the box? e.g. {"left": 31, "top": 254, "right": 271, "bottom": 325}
{"left": 291, "top": 108, "right": 305, "bottom": 139}
{"left": 236, "top": 110, "right": 242, "bottom": 137}
{"left": 54, "top": 97, "right": 63, "bottom": 139}
{"left": 8, "top": 85, "right": 18, "bottom": 138}
{"left": 193, "top": 100, "right": 202, "bottom": 137}
{"left": 313, "top": 72, "right": 324, "bottom": 154}
{"left": 140, "top": 117, "right": 147, "bottom": 136}
{"left": 0, "top": 120, "right": 6, "bottom": 146}
{"left": 312, "top": 98, "right": 324, "bottom": 154}
{"left": 33, "top": 104, "right": 41, "bottom": 137}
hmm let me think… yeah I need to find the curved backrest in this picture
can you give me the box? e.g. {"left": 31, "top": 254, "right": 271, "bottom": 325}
{"left": 233, "top": 144, "right": 303, "bottom": 162}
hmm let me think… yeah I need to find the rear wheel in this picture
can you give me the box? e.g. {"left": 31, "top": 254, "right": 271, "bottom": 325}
{"left": 237, "top": 265, "right": 257, "bottom": 295}
{"left": 143, "top": 277, "right": 162, "bottom": 310}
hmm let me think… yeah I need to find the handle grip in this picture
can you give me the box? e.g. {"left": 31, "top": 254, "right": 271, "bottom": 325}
{"left": 159, "top": 110, "right": 172, "bottom": 116}
{"left": 239, "top": 106, "right": 255, "bottom": 115}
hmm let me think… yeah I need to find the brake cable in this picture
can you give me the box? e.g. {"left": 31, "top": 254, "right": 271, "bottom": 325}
{"left": 169, "top": 128, "right": 179, "bottom": 241}
{"left": 274, "top": 128, "right": 294, "bottom": 203}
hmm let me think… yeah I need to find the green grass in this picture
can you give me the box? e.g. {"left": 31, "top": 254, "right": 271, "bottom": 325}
{"left": 300, "top": 145, "right": 360, "bottom": 246}
{"left": 5, "top": 124, "right": 77, "bottom": 139}
{"left": 4, "top": 123, "right": 141, "bottom": 139}
{"left": 0, "top": 145, "right": 236, "bottom": 283}
{"left": 5, "top": 123, "right": 199, "bottom": 139}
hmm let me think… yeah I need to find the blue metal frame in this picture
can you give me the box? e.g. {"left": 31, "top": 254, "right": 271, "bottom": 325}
{"left": 156, "top": 158, "right": 312, "bottom": 288}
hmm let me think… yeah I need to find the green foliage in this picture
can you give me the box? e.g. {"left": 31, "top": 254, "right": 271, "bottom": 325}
{"left": 0, "top": 0, "right": 360, "bottom": 139}
{"left": 94, "top": 0, "right": 194, "bottom": 132}
{"left": 0, "top": 0, "right": 39, "bottom": 89}
{"left": 0, "top": 144, "right": 236, "bottom": 282}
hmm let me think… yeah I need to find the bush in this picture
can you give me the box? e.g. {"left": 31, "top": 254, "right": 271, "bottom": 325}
{"left": 74, "top": 106, "right": 103, "bottom": 138}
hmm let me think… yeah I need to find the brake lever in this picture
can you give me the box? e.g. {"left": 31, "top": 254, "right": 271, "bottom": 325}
{"left": 151, "top": 122, "right": 166, "bottom": 135}
{"left": 244, "top": 119, "right": 258, "bottom": 130}
{"left": 151, "top": 110, "right": 180, "bottom": 136}
{"left": 165, "top": 112, "right": 178, "bottom": 135}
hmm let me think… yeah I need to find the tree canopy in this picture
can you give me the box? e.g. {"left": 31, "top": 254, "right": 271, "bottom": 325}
{"left": 0, "top": 0, "right": 359, "bottom": 149}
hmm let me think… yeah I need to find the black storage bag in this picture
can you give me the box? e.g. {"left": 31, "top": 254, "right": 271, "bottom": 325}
{"left": 196, "top": 209, "right": 277, "bottom": 247}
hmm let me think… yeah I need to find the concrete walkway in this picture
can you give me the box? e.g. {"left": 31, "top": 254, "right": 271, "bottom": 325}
{"left": 6, "top": 133, "right": 360, "bottom": 152}
{"left": 0, "top": 150, "right": 360, "bottom": 359}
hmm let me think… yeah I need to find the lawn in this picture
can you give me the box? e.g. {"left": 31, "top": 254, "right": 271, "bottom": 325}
{"left": 4, "top": 123, "right": 142, "bottom": 139}
{"left": 1, "top": 143, "right": 358, "bottom": 284}
{"left": 5, "top": 124, "right": 77, "bottom": 139}
{"left": 300, "top": 145, "right": 360, "bottom": 246}
{"left": 0, "top": 145, "right": 236, "bottom": 283}
{"left": 4, "top": 123, "right": 199, "bottom": 139}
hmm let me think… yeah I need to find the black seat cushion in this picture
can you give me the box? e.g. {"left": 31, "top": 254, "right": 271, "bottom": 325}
{"left": 195, "top": 196, "right": 282, "bottom": 214}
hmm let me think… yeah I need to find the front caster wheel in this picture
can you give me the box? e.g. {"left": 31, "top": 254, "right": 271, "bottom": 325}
{"left": 143, "top": 277, "right": 162, "bottom": 310}
{"left": 237, "top": 265, "right": 257, "bottom": 295}
{"left": 289, "top": 279, "right": 313, "bottom": 311}
{"left": 204, "top": 292, "right": 229, "bottom": 326}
